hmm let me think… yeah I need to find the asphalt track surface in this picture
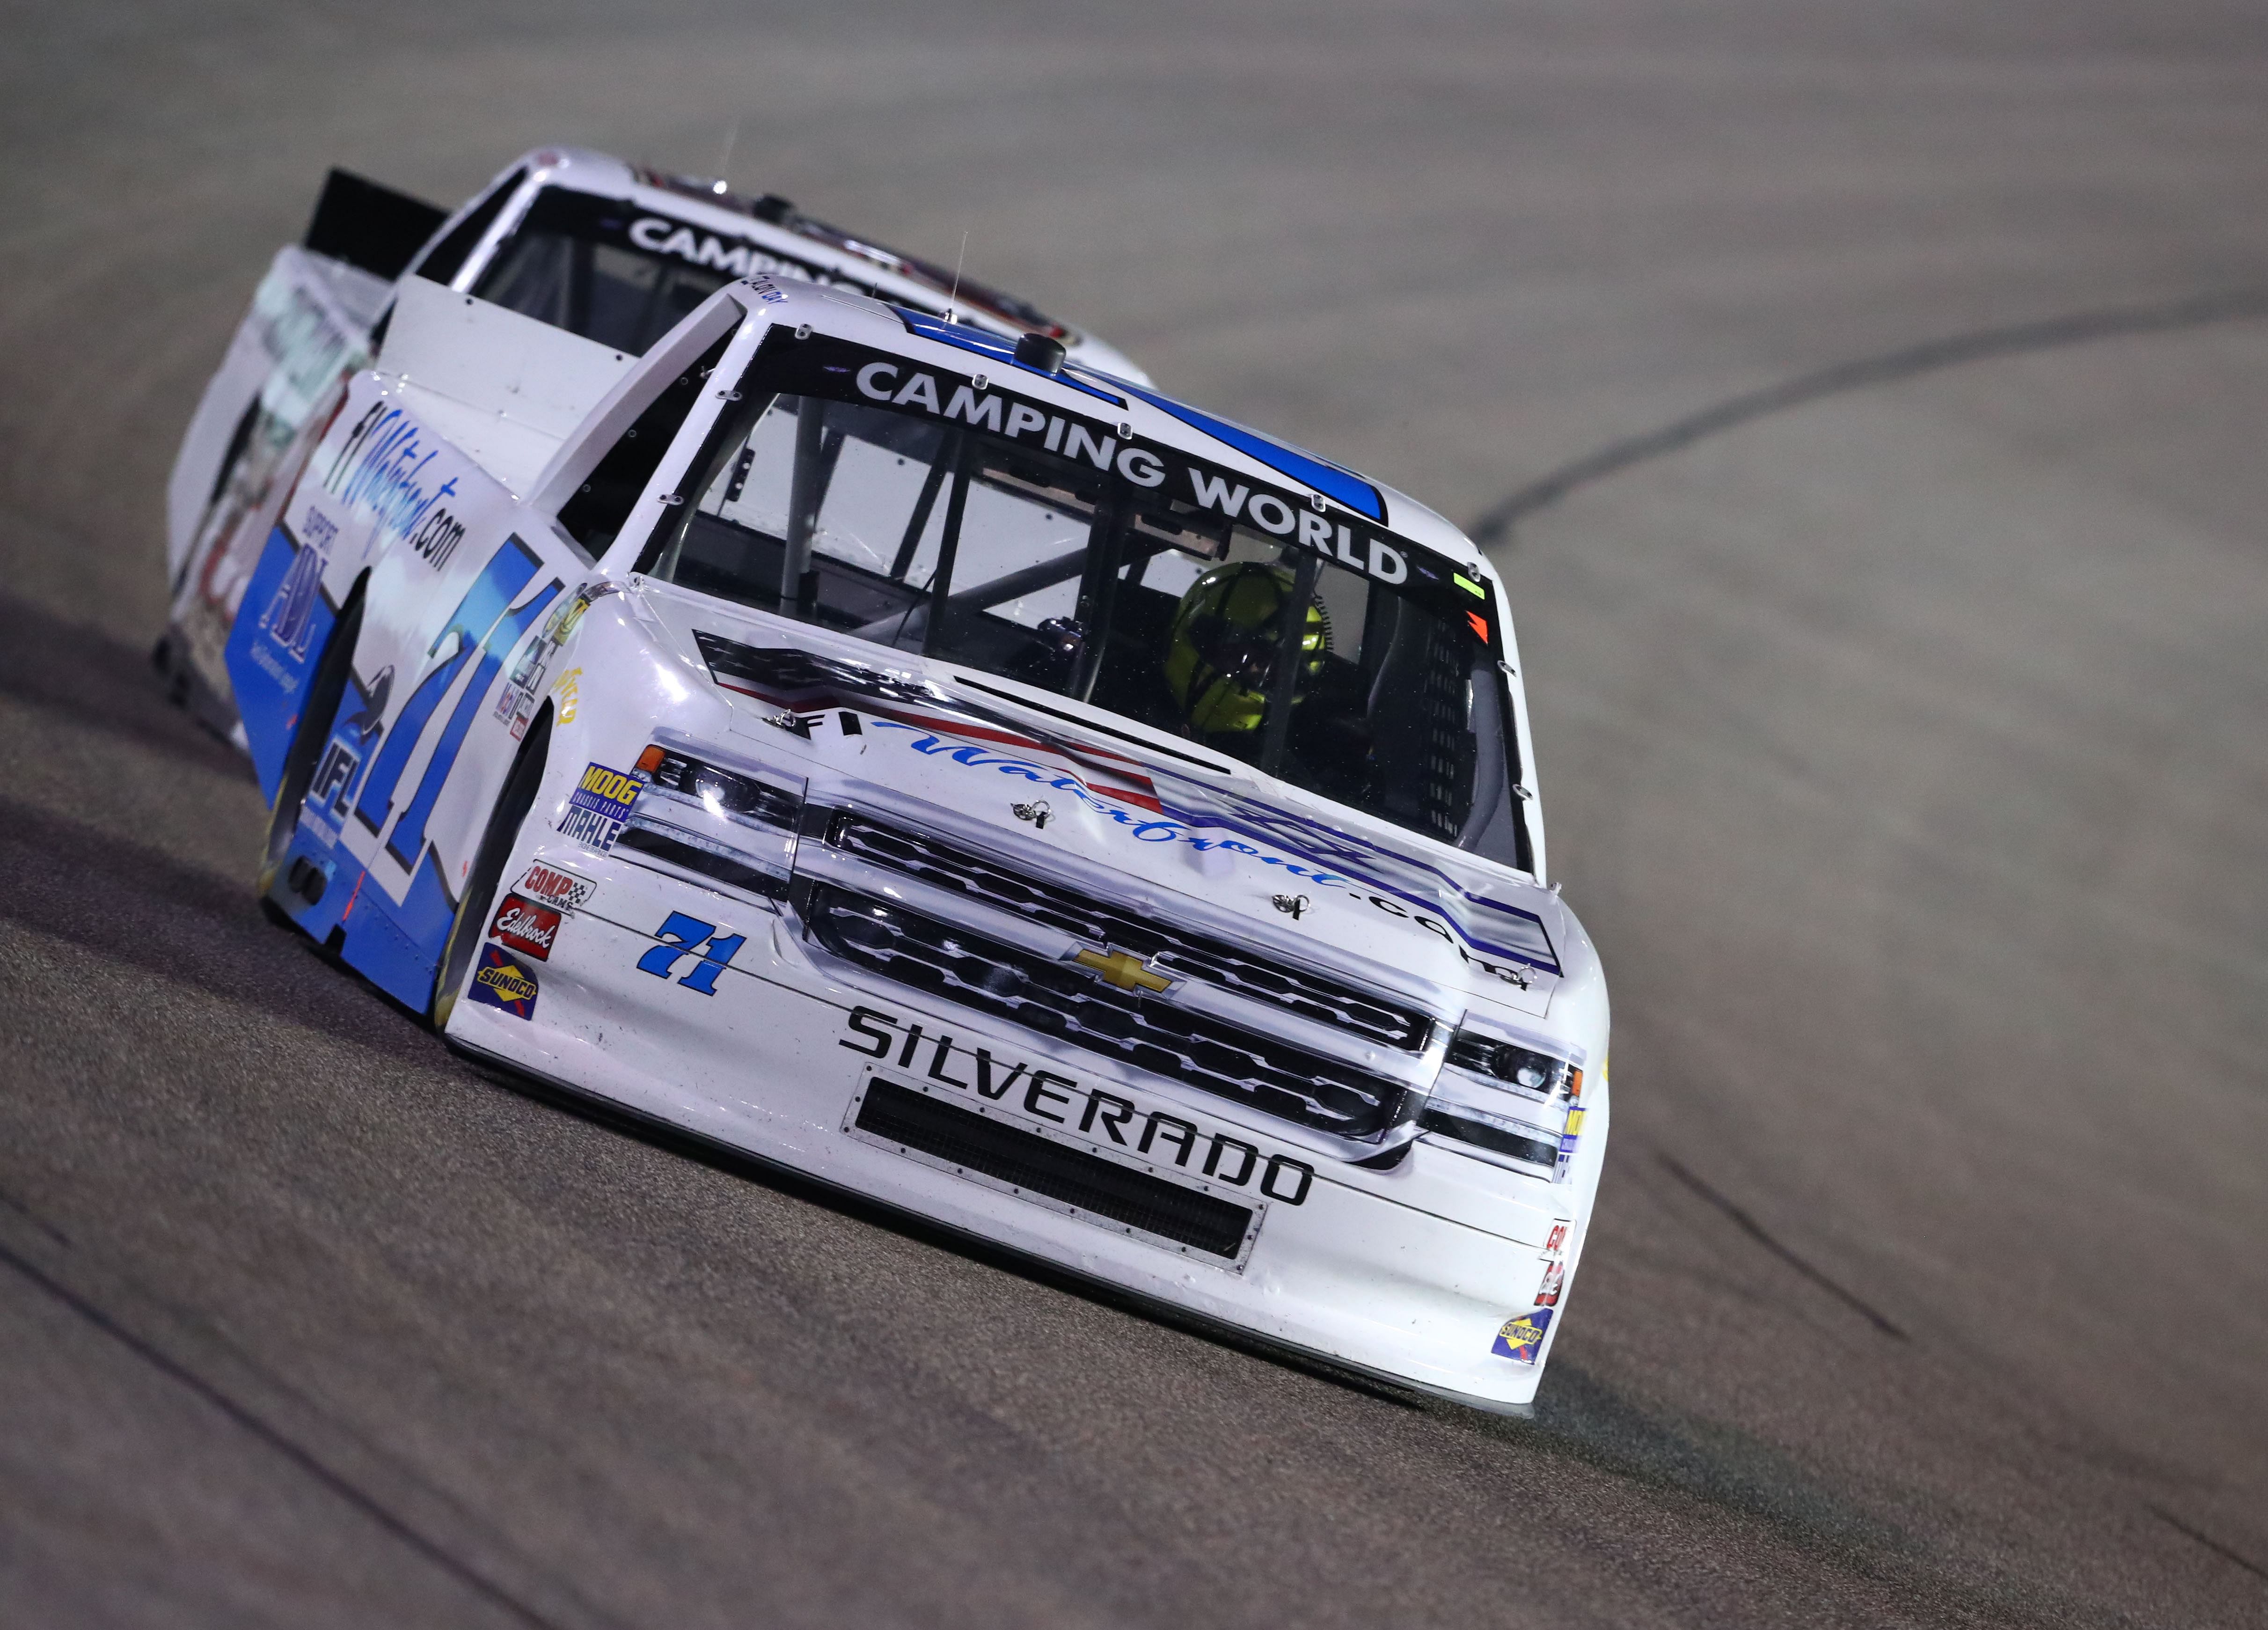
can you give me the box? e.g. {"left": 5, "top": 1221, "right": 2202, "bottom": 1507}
{"left": 3, "top": 4, "right": 2265, "bottom": 1625}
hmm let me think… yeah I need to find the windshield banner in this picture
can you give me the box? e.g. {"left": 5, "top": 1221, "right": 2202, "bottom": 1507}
{"left": 744, "top": 330, "right": 1495, "bottom": 651}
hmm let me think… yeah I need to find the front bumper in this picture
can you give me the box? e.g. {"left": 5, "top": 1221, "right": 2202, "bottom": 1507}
{"left": 446, "top": 834, "right": 1606, "bottom": 1410}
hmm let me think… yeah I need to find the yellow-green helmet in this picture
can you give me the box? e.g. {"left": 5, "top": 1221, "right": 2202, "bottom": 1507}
{"left": 1163, "top": 562, "right": 1332, "bottom": 735}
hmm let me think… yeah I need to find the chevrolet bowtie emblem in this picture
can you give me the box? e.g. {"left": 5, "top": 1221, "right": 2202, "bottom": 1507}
{"left": 1073, "top": 947, "right": 1171, "bottom": 993}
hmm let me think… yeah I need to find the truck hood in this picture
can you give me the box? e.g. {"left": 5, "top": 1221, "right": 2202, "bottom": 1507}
{"left": 631, "top": 585, "right": 1595, "bottom": 1043}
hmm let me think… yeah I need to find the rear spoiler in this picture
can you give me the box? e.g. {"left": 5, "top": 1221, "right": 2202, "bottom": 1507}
{"left": 302, "top": 168, "right": 446, "bottom": 281}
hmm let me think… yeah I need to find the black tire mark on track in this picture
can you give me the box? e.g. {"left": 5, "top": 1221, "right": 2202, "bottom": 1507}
{"left": 1470, "top": 285, "right": 2268, "bottom": 544}
{"left": 2148, "top": 1505, "right": 2268, "bottom": 1586}
{"left": 1656, "top": 1153, "right": 1909, "bottom": 1340}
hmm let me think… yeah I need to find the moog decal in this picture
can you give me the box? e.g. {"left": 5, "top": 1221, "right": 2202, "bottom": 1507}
{"left": 557, "top": 761, "right": 645, "bottom": 851}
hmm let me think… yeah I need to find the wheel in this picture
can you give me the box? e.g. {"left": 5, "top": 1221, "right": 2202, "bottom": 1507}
{"left": 431, "top": 706, "right": 553, "bottom": 1029}
{"left": 257, "top": 577, "right": 366, "bottom": 908}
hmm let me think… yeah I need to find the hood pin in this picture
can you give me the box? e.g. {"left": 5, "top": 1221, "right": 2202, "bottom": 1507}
{"left": 1011, "top": 800, "right": 1052, "bottom": 829}
{"left": 1271, "top": 893, "right": 1310, "bottom": 919}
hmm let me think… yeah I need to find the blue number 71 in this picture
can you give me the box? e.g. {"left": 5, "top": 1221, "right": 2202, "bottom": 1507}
{"left": 636, "top": 911, "right": 746, "bottom": 995}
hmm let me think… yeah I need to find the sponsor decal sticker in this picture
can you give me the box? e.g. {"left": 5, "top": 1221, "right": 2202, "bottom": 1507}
{"left": 629, "top": 217, "right": 854, "bottom": 293}
{"left": 468, "top": 945, "right": 539, "bottom": 1019}
{"left": 320, "top": 402, "right": 468, "bottom": 570}
{"left": 557, "top": 761, "right": 645, "bottom": 850}
{"left": 488, "top": 892, "right": 561, "bottom": 961}
{"left": 300, "top": 665, "right": 391, "bottom": 846}
{"left": 1556, "top": 1078, "right": 1588, "bottom": 1177}
{"left": 514, "top": 862, "right": 594, "bottom": 911}
{"left": 1534, "top": 1257, "right": 1564, "bottom": 1307}
{"left": 1492, "top": 1306, "right": 1552, "bottom": 1364}
{"left": 257, "top": 532, "right": 329, "bottom": 664}
{"left": 492, "top": 585, "right": 610, "bottom": 741}
{"left": 551, "top": 665, "right": 581, "bottom": 725}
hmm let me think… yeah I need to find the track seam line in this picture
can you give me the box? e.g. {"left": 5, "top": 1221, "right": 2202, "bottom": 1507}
{"left": 2148, "top": 1504, "right": 2268, "bottom": 1586}
{"left": 1470, "top": 283, "right": 2268, "bottom": 544}
{"left": 1655, "top": 1153, "right": 1908, "bottom": 1339}
{"left": 0, "top": 1229, "right": 592, "bottom": 1630}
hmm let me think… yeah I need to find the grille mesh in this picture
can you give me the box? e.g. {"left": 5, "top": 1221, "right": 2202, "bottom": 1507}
{"left": 807, "top": 885, "right": 1406, "bottom": 1140}
{"left": 830, "top": 813, "right": 1429, "bottom": 1051}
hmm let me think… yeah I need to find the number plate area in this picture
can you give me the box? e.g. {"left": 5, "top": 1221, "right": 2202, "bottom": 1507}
{"left": 843, "top": 1072, "right": 1268, "bottom": 1269}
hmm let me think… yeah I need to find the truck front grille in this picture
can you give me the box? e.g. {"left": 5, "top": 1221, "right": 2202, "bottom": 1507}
{"left": 805, "top": 884, "right": 1406, "bottom": 1141}
{"left": 828, "top": 813, "right": 1430, "bottom": 1052}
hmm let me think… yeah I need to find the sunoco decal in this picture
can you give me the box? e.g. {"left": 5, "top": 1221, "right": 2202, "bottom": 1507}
{"left": 1492, "top": 1307, "right": 1551, "bottom": 1364}
{"left": 468, "top": 946, "right": 539, "bottom": 1018}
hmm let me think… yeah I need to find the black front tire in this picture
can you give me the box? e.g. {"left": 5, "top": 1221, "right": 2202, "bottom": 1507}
{"left": 431, "top": 708, "right": 553, "bottom": 1029}
{"left": 257, "top": 579, "right": 366, "bottom": 905}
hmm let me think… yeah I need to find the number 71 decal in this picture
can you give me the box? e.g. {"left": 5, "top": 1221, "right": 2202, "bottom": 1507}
{"left": 356, "top": 534, "right": 561, "bottom": 870}
{"left": 637, "top": 911, "right": 746, "bottom": 995}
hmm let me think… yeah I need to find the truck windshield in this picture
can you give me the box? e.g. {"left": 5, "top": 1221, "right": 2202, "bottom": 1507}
{"left": 473, "top": 188, "right": 737, "bottom": 355}
{"left": 637, "top": 336, "right": 1529, "bottom": 864}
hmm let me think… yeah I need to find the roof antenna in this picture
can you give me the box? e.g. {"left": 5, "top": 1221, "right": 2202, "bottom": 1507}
{"left": 946, "top": 228, "right": 968, "bottom": 325}
{"left": 713, "top": 115, "right": 740, "bottom": 195}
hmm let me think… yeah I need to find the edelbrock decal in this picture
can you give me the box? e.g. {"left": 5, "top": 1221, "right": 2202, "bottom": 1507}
{"left": 488, "top": 892, "right": 560, "bottom": 961}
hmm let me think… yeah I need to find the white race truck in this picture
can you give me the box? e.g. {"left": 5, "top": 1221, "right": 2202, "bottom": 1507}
{"left": 170, "top": 240, "right": 1606, "bottom": 1410}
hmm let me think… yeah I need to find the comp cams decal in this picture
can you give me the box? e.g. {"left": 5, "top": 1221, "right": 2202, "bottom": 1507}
{"left": 515, "top": 861, "right": 594, "bottom": 910}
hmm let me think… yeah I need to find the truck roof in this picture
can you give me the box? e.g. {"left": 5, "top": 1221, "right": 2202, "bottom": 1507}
{"left": 436, "top": 147, "right": 1147, "bottom": 382}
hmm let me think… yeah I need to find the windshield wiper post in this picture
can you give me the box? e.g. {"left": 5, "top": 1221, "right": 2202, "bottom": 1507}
{"left": 1258, "top": 550, "right": 1321, "bottom": 778}
{"left": 919, "top": 434, "right": 975, "bottom": 658}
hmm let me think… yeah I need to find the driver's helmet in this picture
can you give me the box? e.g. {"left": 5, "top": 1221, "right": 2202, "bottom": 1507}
{"left": 1163, "top": 561, "right": 1331, "bottom": 735}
